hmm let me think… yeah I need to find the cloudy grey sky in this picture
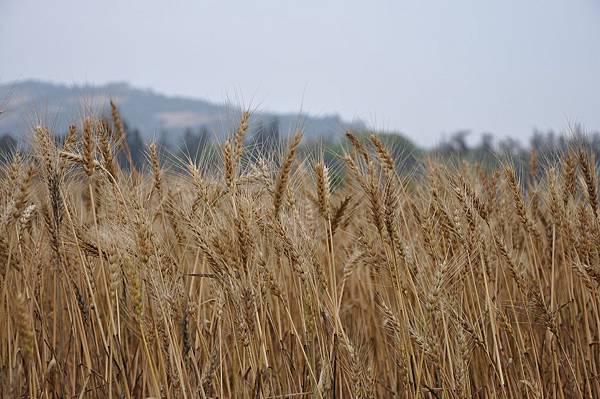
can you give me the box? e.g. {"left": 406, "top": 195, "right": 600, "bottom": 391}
{"left": 1, "top": 0, "right": 599, "bottom": 146}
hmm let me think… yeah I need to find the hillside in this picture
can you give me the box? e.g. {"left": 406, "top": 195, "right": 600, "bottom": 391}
{"left": 0, "top": 80, "right": 365, "bottom": 142}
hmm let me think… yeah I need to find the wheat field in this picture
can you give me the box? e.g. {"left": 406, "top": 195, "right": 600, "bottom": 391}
{"left": 1, "top": 107, "right": 599, "bottom": 398}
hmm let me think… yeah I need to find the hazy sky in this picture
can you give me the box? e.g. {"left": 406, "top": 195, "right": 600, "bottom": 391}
{"left": 1, "top": 0, "right": 599, "bottom": 146}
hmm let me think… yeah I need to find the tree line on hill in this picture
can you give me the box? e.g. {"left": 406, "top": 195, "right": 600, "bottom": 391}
{"left": 0, "top": 116, "right": 598, "bottom": 182}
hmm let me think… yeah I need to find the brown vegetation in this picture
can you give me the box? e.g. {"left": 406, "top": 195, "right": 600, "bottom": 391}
{"left": 1, "top": 108, "right": 599, "bottom": 398}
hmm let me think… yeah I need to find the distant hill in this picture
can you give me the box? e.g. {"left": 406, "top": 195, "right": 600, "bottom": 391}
{"left": 0, "top": 80, "right": 366, "bottom": 143}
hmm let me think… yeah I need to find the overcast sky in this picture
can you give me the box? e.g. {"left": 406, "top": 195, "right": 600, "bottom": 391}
{"left": 1, "top": 0, "right": 599, "bottom": 146}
